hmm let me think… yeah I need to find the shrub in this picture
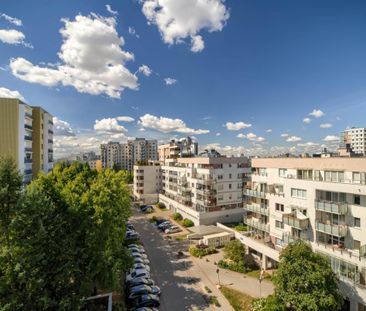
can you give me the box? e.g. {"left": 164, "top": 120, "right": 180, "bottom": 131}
{"left": 182, "top": 218, "right": 194, "bottom": 227}
{"left": 157, "top": 202, "right": 166, "bottom": 210}
{"left": 234, "top": 224, "right": 248, "bottom": 232}
{"left": 150, "top": 216, "right": 158, "bottom": 223}
{"left": 189, "top": 245, "right": 217, "bottom": 258}
{"left": 204, "top": 286, "right": 212, "bottom": 293}
{"left": 172, "top": 212, "right": 183, "bottom": 221}
{"left": 208, "top": 296, "right": 221, "bottom": 307}
{"left": 218, "top": 259, "right": 248, "bottom": 273}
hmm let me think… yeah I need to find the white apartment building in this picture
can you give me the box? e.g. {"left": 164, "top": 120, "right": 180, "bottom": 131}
{"left": 158, "top": 154, "right": 251, "bottom": 225}
{"left": 101, "top": 138, "right": 158, "bottom": 171}
{"left": 341, "top": 127, "right": 366, "bottom": 155}
{"left": 231, "top": 157, "right": 366, "bottom": 310}
{"left": 134, "top": 161, "right": 162, "bottom": 204}
{"left": 158, "top": 137, "right": 198, "bottom": 163}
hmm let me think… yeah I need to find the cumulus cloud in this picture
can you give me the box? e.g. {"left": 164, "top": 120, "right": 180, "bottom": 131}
{"left": 94, "top": 118, "right": 128, "bottom": 133}
{"left": 164, "top": 77, "right": 177, "bottom": 85}
{"left": 138, "top": 64, "right": 152, "bottom": 76}
{"left": 266, "top": 129, "right": 272, "bottom": 133}
{"left": 53, "top": 117, "right": 75, "bottom": 136}
{"left": 0, "top": 29, "right": 31, "bottom": 47}
{"left": 309, "top": 109, "right": 325, "bottom": 118}
{"left": 139, "top": 113, "right": 209, "bottom": 135}
{"left": 0, "top": 87, "right": 25, "bottom": 101}
{"left": 320, "top": 123, "right": 332, "bottom": 129}
{"left": 106, "top": 4, "right": 118, "bottom": 15}
{"left": 286, "top": 136, "right": 302, "bottom": 142}
{"left": 9, "top": 14, "right": 138, "bottom": 98}
{"left": 226, "top": 121, "right": 252, "bottom": 131}
{"left": 216, "top": 132, "right": 221, "bottom": 136}
{"left": 323, "top": 135, "right": 339, "bottom": 142}
{"left": 237, "top": 132, "right": 265, "bottom": 142}
{"left": 297, "top": 142, "right": 319, "bottom": 147}
{"left": 303, "top": 117, "right": 311, "bottom": 124}
{"left": 281, "top": 133, "right": 289, "bottom": 137}
{"left": 141, "top": 0, "right": 229, "bottom": 52}
{"left": 128, "top": 26, "right": 140, "bottom": 38}
{"left": 116, "top": 116, "right": 135, "bottom": 122}
{"left": 0, "top": 13, "right": 22, "bottom": 26}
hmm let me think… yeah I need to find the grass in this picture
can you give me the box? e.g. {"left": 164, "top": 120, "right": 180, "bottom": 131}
{"left": 246, "top": 269, "right": 272, "bottom": 280}
{"left": 208, "top": 295, "right": 221, "bottom": 307}
{"left": 220, "top": 286, "right": 253, "bottom": 311}
{"left": 174, "top": 234, "right": 187, "bottom": 241}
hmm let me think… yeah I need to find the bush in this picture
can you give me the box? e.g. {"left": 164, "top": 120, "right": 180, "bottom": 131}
{"left": 182, "top": 218, "right": 194, "bottom": 227}
{"left": 150, "top": 216, "right": 158, "bottom": 223}
{"left": 234, "top": 224, "right": 248, "bottom": 232}
{"left": 157, "top": 202, "right": 166, "bottom": 210}
{"left": 218, "top": 259, "right": 248, "bottom": 273}
{"left": 172, "top": 212, "right": 183, "bottom": 221}
{"left": 189, "top": 245, "right": 217, "bottom": 258}
{"left": 208, "top": 296, "right": 221, "bottom": 307}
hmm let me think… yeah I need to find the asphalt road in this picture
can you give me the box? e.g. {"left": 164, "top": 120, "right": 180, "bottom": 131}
{"left": 131, "top": 215, "right": 211, "bottom": 311}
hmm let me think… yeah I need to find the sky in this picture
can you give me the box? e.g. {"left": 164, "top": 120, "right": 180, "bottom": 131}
{"left": 1, "top": 0, "right": 366, "bottom": 158}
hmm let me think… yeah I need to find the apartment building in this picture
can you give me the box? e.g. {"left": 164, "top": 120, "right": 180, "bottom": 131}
{"left": 134, "top": 161, "right": 162, "bottom": 204}
{"left": 101, "top": 138, "right": 158, "bottom": 171}
{"left": 158, "top": 153, "right": 251, "bottom": 225}
{"left": 341, "top": 127, "right": 366, "bottom": 155}
{"left": 0, "top": 98, "right": 54, "bottom": 183}
{"left": 158, "top": 137, "right": 198, "bottom": 163}
{"left": 235, "top": 157, "right": 366, "bottom": 310}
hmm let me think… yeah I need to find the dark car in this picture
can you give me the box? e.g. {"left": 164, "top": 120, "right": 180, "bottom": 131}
{"left": 128, "top": 285, "right": 161, "bottom": 300}
{"left": 134, "top": 308, "right": 159, "bottom": 311}
{"left": 155, "top": 218, "right": 167, "bottom": 225}
{"left": 140, "top": 205, "right": 154, "bottom": 213}
{"left": 132, "top": 294, "right": 160, "bottom": 309}
{"left": 127, "top": 277, "right": 155, "bottom": 289}
{"left": 158, "top": 223, "right": 172, "bottom": 231}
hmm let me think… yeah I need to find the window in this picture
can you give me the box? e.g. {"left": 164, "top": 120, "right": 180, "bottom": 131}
{"left": 275, "top": 220, "right": 284, "bottom": 229}
{"left": 353, "top": 172, "right": 361, "bottom": 183}
{"left": 354, "top": 195, "right": 361, "bottom": 205}
{"left": 291, "top": 188, "right": 307, "bottom": 199}
{"left": 218, "top": 174, "right": 223, "bottom": 180}
{"left": 279, "top": 168, "right": 287, "bottom": 177}
{"left": 229, "top": 184, "right": 232, "bottom": 189}
{"left": 275, "top": 238, "right": 284, "bottom": 247}
{"left": 354, "top": 240, "right": 361, "bottom": 250}
{"left": 275, "top": 203, "right": 284, "bottom": 212}
{"left": 354, "top": 217, "right": 361, "bottom": 228}
{"left": 217, "top": 184, "right": 224, "bottom": 191}
{"left": 229, "top": 173, "right": 232, "bottom": 179}
{"left": 218, "top": 195, "right": 223, "bottom": 201}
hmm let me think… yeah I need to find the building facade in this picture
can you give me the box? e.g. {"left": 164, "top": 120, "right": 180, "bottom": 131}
{"left": 0, "top": 98, "right": 53, "bottom": 183}
{"left": 235, "top": 157, "right": 366, "bottom": 310}
{"left": 341, "top": 127, "right": 366, "bottom": 155}
{"left": 101, "top": 138, "right": 158, "bottom": 171}
{"left": 158, "top": 137, "right": 198, "bottom": 163}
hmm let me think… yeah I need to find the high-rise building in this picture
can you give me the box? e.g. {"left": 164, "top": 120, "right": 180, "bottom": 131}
{"left": 101, "top": 138, "right": 158, "bottom": 171}
{"left": 340, "top": 127, "right": 366, "bottom": 155}
{"left": 134, "top": 161, "right": 162, "bottom": 204}
{"left": 0, "top": 98, "right": 53, "bottom": 183}
{"left": 227, "top": 157, "right": 366, "bottom": 310}
{"left": 158, "top": 137, "right": 198, "bottom": 163}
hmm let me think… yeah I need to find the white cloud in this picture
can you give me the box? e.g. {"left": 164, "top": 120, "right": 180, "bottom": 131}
{"left": 303, "top": 117, "right": 311, "bottom": 124}
{"left": 216, "top": 132, "right": 221, "bottom": 136}
{"left": 128, "top": 26, "right": 140, "bottom": 38}
{"left": 0, "top": 87, "right": 25, "bottom": 101}
{"left": 141, "top": 0, "right": 229, "bottom": 52}
{"left": 53, "top": 117, "right": 75, "bottom": 136}
{"left": 266, "top": 129, "right": 272, "bottom": 133}
{"left": 139, "top": 113, "right": 209, "bottom": 135}
{"left": 281, "top": 133, "right": 289, "bottom": 137}
{"left": 309, "top": 109, "right": 325, "bottom": 118}
{"left": 297, "top": 142, "right": 319, "bottom": 147}
{"left": 94, "top": 118, "right": 128, "bottom": 133}
{"left": 286, "top": 136, "right": 302, "bottom": 142}
{"left": 320, "top": 123, "right": 332, "bottom": 129}
{"left": 106, "top": 4, "right": 118, "bottom": 15}
{"left": 226, "top": 121, "right": 252, "bottom": 131}
{"left": 9, "top": 14, "right": 138, "bottom": 98}
{"left": 0, "top": 29, "right": 31, "bottom": 47}
{"left": 237, "top": 132, "right": 265, "bottom": 142}
{"left": 0, "top": 13, "right": 22, "bottom": 26}
{"left": 164, "top": 77, "right": 177, "bottom": 85}
{"left": 323, "top": 135, "right": 339, "bottom": 142}
{"left": 138, "top": 64, "right": 152, "bottom": 77}
{"left": 116, "top": 116, "right": 134, "bottom": 122}
{"left": 191, "top": 35, "right": 204, "bottom": 53}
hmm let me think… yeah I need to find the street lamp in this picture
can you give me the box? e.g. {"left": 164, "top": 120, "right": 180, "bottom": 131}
{"left": 216, "top": 268, "right": 221, "bottom": 287}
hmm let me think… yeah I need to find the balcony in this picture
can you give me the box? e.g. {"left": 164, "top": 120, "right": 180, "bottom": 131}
{"left": 25, "top": 147, "right": 32, "bottom": 152}
{"left": 244, "top": 217, "right": 270, "bottom": 233}
{"left": 48, "top": 129, "right": 54, "bottom": 135}
{"left": 48, "top": 120, "right": 53, "bottom": 125}
{"left": 24, "top": 169, "right": 32, "bottom": 175}
{"left": 24, "top": 158, "right": 32, "bottom": 164}
{"left": 25, "top": 112, "right": 32, "bottom": 119}
{"left": 283, "top": 211, "right": 309, "bottom": 230}
{"left": 48, "top": 139, "right": 53, "bottom": 144}
{"left": 243, "top": 188, "right": 266, "bottom": 199}
{"left": 315, "top": 221, "right": 347, "bottom": 237}
{"left": 24, "top": 135, "right": 32, "bottom": 141}
{"left": 282, "top": 231, "right": 308, "bottom": 244}
{"left": 315, "top": 200, "right": 348, "bottom": 215}
{"left": 244, "top": 203, "right": 269, "bottom": 216}
{"left": 24, "top": 124, "right": 32, "bottom": 131}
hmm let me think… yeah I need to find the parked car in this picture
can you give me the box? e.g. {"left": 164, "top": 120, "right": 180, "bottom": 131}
{"left": 126, "top": 269, "right": 150, "bottom": 283}
{"left": 131, "top": 252, "right": 148, "bottom": 260}
{"left": 132, "top": 294, "right": 160, "bottom": 309}
{"left": 155, "top": 219, "right": 168, "bottom": 225}
{"left": 127, "top": 277, "right": 155, "bottom": 289}
{"left": 126, "top": 231, "right": 140, "bottom": 240}
{"left": 132, "top": 263, "right": 150, "bottom": 272}
{"left": 129, "top": 248, "right": 146, "bottom": 255}
{"left": 127, "top": 222, "right": 134, "bottom": 230}
{"left": 165, "top": 226, "right": 182, "bottom": 234}
{"left": 128, "top": 285, "right": 161, "bottom": 300}
{"left": 134, "top": 307, "right": 159, "bottom": 311}
{"left": 133, "top": 257, "right": 150, "bottom": 265}
{"left": 158, "top": 223, "right": 172, "bottom": 231}
{"left": 140, "top": 205, "right": 154, "bottom": 213}
{"left": 127, "top": 244, "right": 142, "bottom": 249}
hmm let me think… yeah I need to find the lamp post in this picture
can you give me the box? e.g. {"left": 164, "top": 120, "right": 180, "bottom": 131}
{"left": 216, "top": 268, "right": 221, "bottom": 287}
{"left": 259, "top": 268, "right": 264, "bottom": 306}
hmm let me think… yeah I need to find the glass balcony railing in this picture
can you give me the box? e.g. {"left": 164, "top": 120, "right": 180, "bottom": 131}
{"left": 243, "top": 189, "right": 267, "bottom": 199}
{"left": 315, "top": 221, "right": 347, "bottom": 237}
{"left": 283, "top": 214, "right": 309, "bottom": 230}
{"left": 315, "top": 200, "right": 348, "bottom": 215}
{"left": 244, "top": 217, "right": 270, "bottom": 232}
{"left": 244, "top": 203, "right": 269, "bottom": 216}
{"left": 282, "top": 232, "right": 308, "bottom": 244}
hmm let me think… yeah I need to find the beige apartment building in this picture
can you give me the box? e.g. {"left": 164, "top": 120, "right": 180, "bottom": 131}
{"left": 0, "top": 98, "right": 53, "bottom": 183}
{"left": 134, "top": 161, "right": 162, "bottom": 204}
{"left": 226, "top": 157, "right": 366, "bottom": 310}
{"left": 158, "top": 137, "right": 198, "bottom": 163}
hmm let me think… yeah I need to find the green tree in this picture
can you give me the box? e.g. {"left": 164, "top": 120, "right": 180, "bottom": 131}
{"left": 224, "top": 239, "right": 246, "bottom": 262}
{"left": 271, "top": 240, "right": 343, "bottom": 311}
{"left": 182, "top": 218, "right": 194, "bottom": 227}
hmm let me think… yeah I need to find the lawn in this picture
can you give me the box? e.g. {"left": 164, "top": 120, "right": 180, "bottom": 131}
{"left": 220, "top": 286, "right": 253, "bottom": 311}
{"left": 246, "top": 269, "right": 272, "bottom": 280}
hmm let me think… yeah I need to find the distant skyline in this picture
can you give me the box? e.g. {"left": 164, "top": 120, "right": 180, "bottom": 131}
{"left": 1, "top": 0, "right": 366, "bottom": 158}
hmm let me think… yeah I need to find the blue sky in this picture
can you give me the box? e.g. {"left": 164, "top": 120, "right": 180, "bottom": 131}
{"left": 1, "top": 0, "right": 366, "bottom": 158}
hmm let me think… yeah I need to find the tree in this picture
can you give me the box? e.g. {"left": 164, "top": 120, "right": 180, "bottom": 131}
{"left": 182, "top": 218, "right": 194, "bottom": 227}
{"left": 223, "top": 239, "right": 246, "bottom": 262}
{"left": 271, "top": 240, "right": 343, "bottom": 311}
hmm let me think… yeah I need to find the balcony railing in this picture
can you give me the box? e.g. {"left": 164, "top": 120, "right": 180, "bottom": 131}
{"left": 283, "top": 214, "right": 309, "bottom": 230}
{"left": 244, "top": 203, "right": 269, "bottom": 216}
{"left": 282, "top": 232, "right": 308, "bottom": 244}
{"left": 24, "top": 169, "right": 32, "bottom": 175}
{"left": 24, "top": 158, "right": 32, "bottom": 164}
{"left": 315, "top": 221, "right": 347, "bottom": 237}
{"left": 24, "top": 135, "right": 32, "bottom": 141}
{"left": 25, "top": 112, "right": 32, "bottom": 119}
{"left": 24, "top": 124, "right": 32, "bottom": 131}
{"left": 244, "top": 217, "right": 270, "bottom": 233}
{"left": 315, "top": 200, "right": 348, "bottom": 215}
{"left": 48, "top": 129, "right": 54, "bottom": 135}
{"left": 25, "top": 147, "right": 32, "bottom": 152}
{"left": 244, "top": 189, "right": 267, "bottom": 199}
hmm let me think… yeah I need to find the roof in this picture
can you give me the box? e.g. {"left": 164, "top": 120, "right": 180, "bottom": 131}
{"left": 187, "top": 225, "right": 230, "bottom": 239}
{"left": 203, "top": 232, "right": 234, "bottom": 239}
